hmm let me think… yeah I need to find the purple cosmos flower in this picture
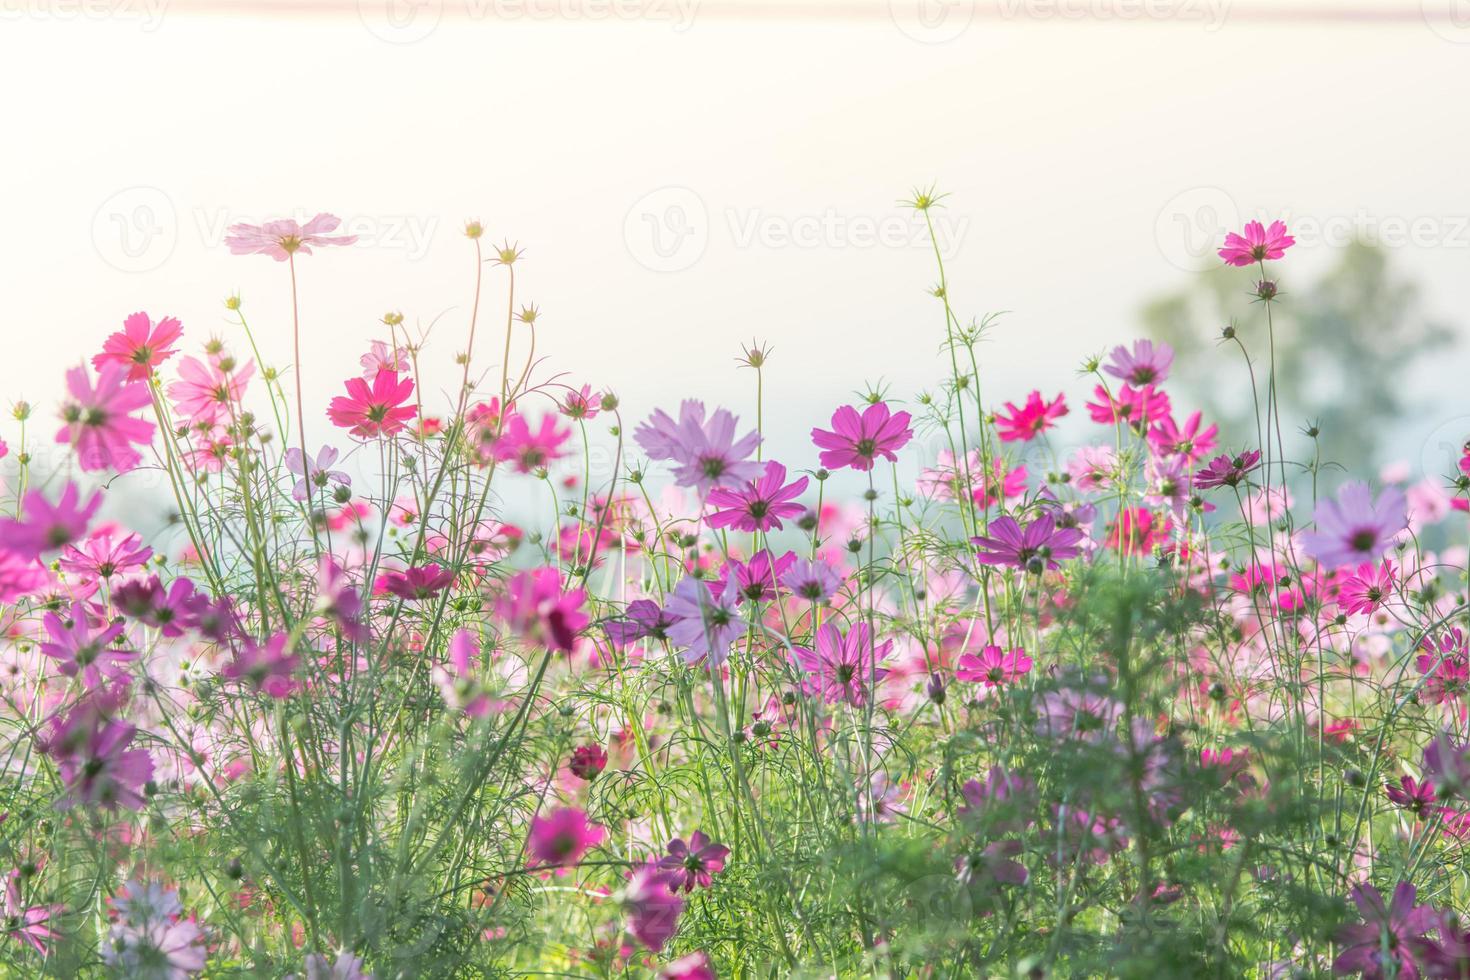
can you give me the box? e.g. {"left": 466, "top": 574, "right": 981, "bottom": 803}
{"left": 0, "top": 482, "right": 102, "bottom": 561}
{"left": 706, "top": 460, "right": 808, "bottom": 532}
{"left": 113, "top": 575, "right": 201, "bottom": 638}
{"left": 664, "top": 576, "right": 744, "bottom": 667}
{"left": 222, "top": 633, "right": 302, "bottom": 699}
{"left": 224, "top": 213, "right": 358, "bottom": 261}
{"left": 1301, "top": 481, "right": 1408, "bottom": 570}
{"left": 40, "top": 601, "right": 135, "bottom": 688}
{"left": 102, "top": 879, "right": 208, "bottom": 978}
{"left": 791, "top": 621, "right": 891, "bottom": 707}
{"left": 1193, "top": 450, "right": 1262, "bottom": 490}
{"left": 1332, "top": 881, "right": 1436, "bottom": 978}
{"left": 2, "top": 869, "right": 62, "bottom": 955}
{"left": 1385, "top": 775, "right": 1441, "bottom": 819}
{"left": 58, "top": 529, "right": 152, "bottom": 582}
{"left": 527, "top": 807, "right": 604, "bottom": 867}
{"left": 622, "top": 863, "right": 685, "bottom": 953}
{"left": 379, "top": 563, "right": 456, "bottom": 602}
{"left": 635, "top": 400, "right": 763, "bottom": 495}
{"left": 1423, "top": 734, "right": 1470, "bottom": 802}
{"left": 958, "top": 766, "right": 1037, "bottom": 833}
{"left": 605, "top": 598, "right": 677, "bottom": 645}
{"left": 719, "top": 549, "right": 797, "bottom": 605}
{"left": 811, "top": 402, "right": 913, "bottom": 472}
{"left": 657, "top": 831, "right": 730, "bottom": 892}
{"left": 495, "top": 567, "right": 589, "bottom": 653}
{"left": 285, "top": 445, "right": 351, "bottom": 503}
{"left": 971, "top": 513, "right": 1084, "bottom": 573}
{"left": 955, "top": 841, "right": 1029, "bottom": 889}
{"left": 316, "top": 558, "right": 368, "bottom": 643}
{"left": 780, "top": 556, "right": 842, "bottom": 603}
{"left": 1103, "top": 339, "right": 1173, "bottom": 386}
{"left": 1035, "top": 687, "right": 1123, "bottom": 743}
{"left": 43, "top": 693, "right": 153, "bottom": 811}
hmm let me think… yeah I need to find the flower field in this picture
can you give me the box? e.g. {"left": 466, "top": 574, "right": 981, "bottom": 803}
{"left": 3, "top": 197, "right": 1470, "bottom": 978}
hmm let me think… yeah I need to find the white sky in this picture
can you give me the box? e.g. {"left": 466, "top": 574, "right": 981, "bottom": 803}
{"left": 4, "top": 4, "right": 1470, "bottom": 487}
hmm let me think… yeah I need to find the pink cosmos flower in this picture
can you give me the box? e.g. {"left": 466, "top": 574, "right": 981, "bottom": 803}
{"left": 93, "top": 311, "right": 183, "bottom": 381}
{"left": 40, "top": 601, "right": 134, "bottom": 687}
{"left": 657, "top": 831, "right": 729, "bottom": 892}
{"left": 0, "top": 482, "right": 102, "bottom": 561}
{"left": 1066, "top": 445, "right": 1119, "bottom": 491}
{"left": 327, "top": 370, "right": 417, "bottom": 438}
{"left": 995, "top": 391, "right": 1067, "bottom": 443}
{"left": 297, "top": 952, "right": 373, "bottom": 980}
{"left": 1103, "top": 340, "right": 1173, "bottom": 386}
{"left": 360, "top": 340, "right": 409, "bottom": 379}
{"left": 59, "top": 528, "right": 152, "bottom": 582}
{"left": 857, "top": 772, "right": 907, "bottom": 824}
{"left": 954, "top": 644, "right": 1032, "bottom": 688}
{"left": 1301, "top": 482, "right": 1408, "bottom": 570}
{"left": 1339, "top": 560, "right": 1396, "bottom": 617}
{"left": 495, "top": 414, "right": 572, "bottom": 473}
{"left": 1219, "top": 219, "right": 1295, "bottom": 266}
{"left": 222, "top": 633, "right": 301, "bottom": 699}
{"left": 103, "top": 879, "right": 208, "bottom": 978}
{"left": 2, "top": 869, "right": 62, "bottom": 955}
{"left": 780, "top": 556, "right": 842, "bottom": 603}
{"left": 1332, "top": 881, "right": 1435, "bottom": 978}
{"left": 285, "top": 446, "right": 351, "bottom": 503}
{"left": 635, "top": 400, "right": 763, "bottom": 495}
{"left": 527, "top": 806, "right": 604, "bottom": 867}
{"left": 1186, "top": 451, "right": 1256, "bottom": 492}
{"left": 168, "top": 354, "right": 255, "bottom": 426}
{"left": 1035, "top": 687, "right": 1122, "bottom": 742}
{"left": 1085, "top": 383, "right": 1171, "bottom": 431}
{"left": 706, "top": 461, "right": 809, "bottom": 533}
{"left": 810, "top": 402, "right": 913, "bottom": 472}
{"left": 224, "top": 213, "right": 357, "bottom": 261}
{"left": 1423, "top": 734, "right": 1470, "bottom": 802}
{"left": 56, "top": 363, "right": 156, "bottom": 473}
{"left": 558, "top": 384, "right": 600, "bottom": 421}
{"left": 568, "top": 743, "right": 608, "bottom": 780}
{"left": 791, "top": 621, "right": 891, "bottom": 707}
{"left": 316, "top": 558, "right": 368, "bottom": 643}
{"left": 1147, "top": 411, "right": 1219, "bottom": 464}
{"left": 432, "top": 629, "right": 491, "bottom": 718}
{"left": 623, "top": 863, "right": 685, "bottom": 952}
{"left": 378, "top": 563, "right": 456, "bottom": 601}
{"left": 1385, "top": 775, "right": 1441, "bottom": 819}
{"left": 971, "top": 459, "right": 1028, "bottom": 509}
{"left": 971, "top": 513, "right": 1084, "bottom": 573}
{"left": 113, "top": 575, "right": 200, "bottom": 638}
{"left": 495, "top": 567, "right": 589, "bottom": 653}
{"left": 660, "top": 952, "right": 716, "bottom": 980}
{"left": 43, "top": 694, "right": 153, "bottom": 811}
{"left": 718, "top": 549, "right": 796, "bottom": 605}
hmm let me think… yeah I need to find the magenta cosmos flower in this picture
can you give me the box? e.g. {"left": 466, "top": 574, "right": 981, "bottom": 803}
{"left": 495, "top": 413, "right": 572, "bottom": 473}
{"left": 527, "top": 806, "right": 604, "bottom": 867}
{"left": 1332, "top": 881, "right": 1436, "bottom": 978}
{"left": 224, "top": 212, "right": 357, "bottom": 261}
{"left": 92, "top": 311, "right": 183, "bottom": 382}
{"left": 222, "top": 632, "right": 302, "bottom": 699}
{"left": 1338, "top": 560, "right": 1396, "bottom": 617}
{"left": 1219, "top": 219, "right": 1295, "bottom": 266}
{"left": 971, "top": 513, "right": 1084, "bottom": 573}
{"left": 44, "top": 697, "right": 153, "bottom": 811}
{"left": 623, "top": 863, "right": 685, "bottom": 953}
{"left": 954, "top": 644, "right": 1033, "bottom": 688}
{"left": 2, "top": 870, "right": 63, "bottom": 955}
{"left": 706, "top": 460, "right": 809, "bottom": 533}
{"left": 1301, "top": 481, "right": 1408, "bottom": 570}
{"left": 1193, "top": 449, "right": 1261, "bottom": 490}
{"left": 995, "top": 390, "right": 1067, "bottom": 443}
{"left": 56, "top": 363, "right": 156, "bottom": 474}
{"left": 0, "top": 482, "right": 102, "bottom": 561}
{"left": 811, "top": 402, "right": 913, "bottom": 471}
{"left": 635, "top": 400, "right": 763, "bottom": 495}
{"left": 379, "top": 563, "right": 455, "bottom": 601}
{"left": 328, "top": 369, "right": 417, "bottom": 439}
{"left": 495, "top": 567, "right": 589, "bottom": 653}
{"left": 657, "top": 830, "right": 730, "bottom": 892}
{"left": 40, "top": 600, "right": 135, "bottom": 688}
{"left": 791, "top": 621, "right": 892, "bottom": 707}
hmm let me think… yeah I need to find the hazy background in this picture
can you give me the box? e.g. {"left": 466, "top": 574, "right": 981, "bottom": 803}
{"left": 5, "top": 0, "right": 1470, "bottom": 496}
